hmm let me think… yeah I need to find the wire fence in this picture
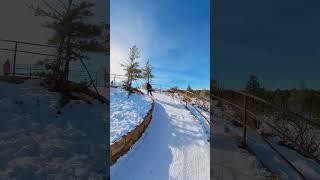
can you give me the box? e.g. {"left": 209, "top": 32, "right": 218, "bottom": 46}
{"left": 109, "top": 74, "right": 127, "bottom": 87}
{"left": 0, "top": 38, "right": 56, "bottom": 77}
{"left": 0, "top": 38, "right": 102, "bottom": 87}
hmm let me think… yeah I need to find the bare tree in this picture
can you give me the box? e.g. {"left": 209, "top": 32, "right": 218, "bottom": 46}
{"left": 274, "top": 111, "right": 320, "bottom": 160}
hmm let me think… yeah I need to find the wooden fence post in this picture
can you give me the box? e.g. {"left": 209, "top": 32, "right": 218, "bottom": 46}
{"left": 242, "top": 95, "right": 248, "bottom": 145}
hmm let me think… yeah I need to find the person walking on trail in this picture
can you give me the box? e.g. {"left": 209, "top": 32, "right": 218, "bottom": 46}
{"left": 146, "top": 82, "right": 153, "bottom": 96}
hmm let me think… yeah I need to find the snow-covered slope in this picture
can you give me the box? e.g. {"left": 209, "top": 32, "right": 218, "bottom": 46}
{"left": 110, "top": 87, "right": 152, "bottom": 144}
{"left": 111, "top": 92, "right": 210, "bottom": 180}
{"left": 212, "top": 101, "right": 320, "bottom": 180}
{"left": 0, "top": 80, "right": 107, "bottom": 179}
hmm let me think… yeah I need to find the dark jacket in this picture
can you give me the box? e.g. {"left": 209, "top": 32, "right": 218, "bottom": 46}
{"left": 146, "top": 83, "right": 152, "bottom": 90}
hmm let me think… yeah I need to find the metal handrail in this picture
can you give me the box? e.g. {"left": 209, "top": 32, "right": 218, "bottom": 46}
{"left": 0, "top": 38, "right": 104, "bottom": 87}
{"left": 0, "top": 48, "right": 57, "bottom": 57}
{"left": 236, "top": 90, "right": 320, "bottom": 128}
{"left": 214, "top": 90, "right": 320, "bottom": 157}
{"left": 0, "top": 38, "right": 57, "bottom": 78}
{"left": 2, "top": 67, "right": 99, "bottom": 86}
{"left": 211, "top": 90, "right": 320, "bottom": 179}
{"left": 0, "top": 38, "right": 57, "bottom": 48}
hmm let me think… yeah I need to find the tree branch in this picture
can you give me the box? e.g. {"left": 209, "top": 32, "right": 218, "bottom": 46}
{"left": 27, "top": 3, "right": 61, "bottom": 20}
{"left": 56, "top": 0, "right": 68, "bottom": 10}
{"left": 41, "top": 0, "right": 63, "bottom": 17}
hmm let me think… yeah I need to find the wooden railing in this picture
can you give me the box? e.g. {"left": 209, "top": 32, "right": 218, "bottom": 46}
{"left": 176, "top": 90, "right": 210, "bottom": 125}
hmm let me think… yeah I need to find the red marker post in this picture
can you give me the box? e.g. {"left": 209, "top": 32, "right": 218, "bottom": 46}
{"left": 3, "top": 60, "right": 10, "bottom": 80}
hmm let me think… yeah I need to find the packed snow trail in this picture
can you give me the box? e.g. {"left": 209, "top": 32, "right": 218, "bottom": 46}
{"left": 111, "top": 92, "right": 210, "bottom": 180}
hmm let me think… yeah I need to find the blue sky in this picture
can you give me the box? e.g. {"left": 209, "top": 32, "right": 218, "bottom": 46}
{"left": 215, "top": 0, "right": 320, "bottom": 90}
{"left": 111, "top": 0, "right": 210, "bottom": 90}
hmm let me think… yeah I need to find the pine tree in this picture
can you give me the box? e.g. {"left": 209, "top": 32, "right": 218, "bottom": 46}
{"left": 103, "top": 23, "right": 110, "bottom": 55}
{"left": 121, "top": 45, "right": 142, "bottom": 90}
{"left": 186, "top": 85, "right": 193, "bottom": 92}
{"left": 245, "top": 74, "right": 260, "bottom": 94}
{"left": 28, "top": 0, "right": 102, "bottom": 90}
{"left": 171, "top": 86, "right": 179, "bottom": 91}
{"left": 142, "top": 60, "right": 154, "bottom": 83}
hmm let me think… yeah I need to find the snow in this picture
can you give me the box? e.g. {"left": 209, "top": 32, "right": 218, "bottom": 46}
{"left": 165, "top": 92, "right": 210, "bottom": 141}
{"left": 111, "top": 92, "right": 210, "bottom": 180}
{"left": 187, "top": 104, "right": 210, "bottom": 141}
{"left": 0, "top": 80, "right": 60, "bottom": 120}
{"left": 0, "top": 80, "right": 107, "bottom": 179}
{"left": 243, "top": 113, "right": 320, "bottom": 179}
{"left": 243, "top": 126, "right": 319, "bottom": 179}
{"left": 269, "top": 137, "right": 320, "bottom": 179}
{"left": 211, "top": 105, "right": 273, "bottom": 180}
{"left": 110, "top": 87, "right": 152, "bottom": 144}
{"left": 194, "top": 106, "right": 210, "bottom": 121}
{"left": 212, "top": 101, "right": 320, "bottom": 180}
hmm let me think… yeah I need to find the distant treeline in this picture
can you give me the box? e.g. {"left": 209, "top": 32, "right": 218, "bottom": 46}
{"left": 215, "top": 75, "right": 320, "bottom": 119}
{"left": 190, "top": 89, "right": 210, "bottom": 99}
{"left": 186, "top": 85, "right": 209, "bottom": 98}
{"left": 219, "top": 89, "right": 320, "bottom": 117}
{"left": 168, "top": 85, "right": 210, "bottom": 99}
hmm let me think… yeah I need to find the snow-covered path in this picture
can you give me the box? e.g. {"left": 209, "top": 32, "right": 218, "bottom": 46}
{"left": 111, "top": 92, "right": 210, "bottom": 180}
